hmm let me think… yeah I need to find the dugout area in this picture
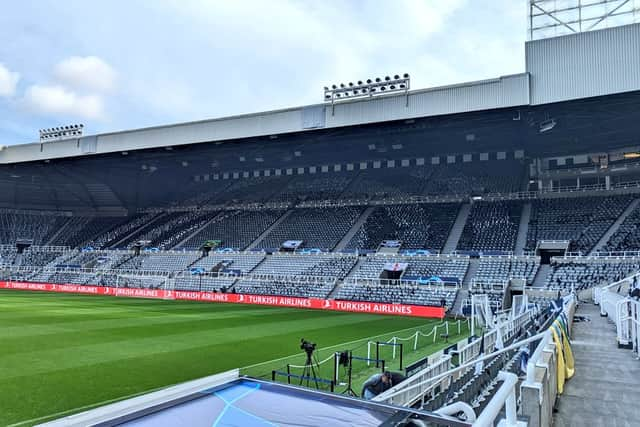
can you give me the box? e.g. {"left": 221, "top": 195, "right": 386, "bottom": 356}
{"left": 37, "top": 370, "right": 460, "bottom": 427}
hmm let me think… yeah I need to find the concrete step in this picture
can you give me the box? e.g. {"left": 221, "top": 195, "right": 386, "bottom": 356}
{"left": 245, "top": 210, "right": 294, "bottom": 250}
{"left": 109, "top": 213, "right": 167, "bottom": 249}
{"left": 515, "top": 202, "right": 532, "bottom": 255}
{"left": 174, "top": 211, "right": 226, "bottom": 249}
{"left": 334, "top": 206, "right": 376, "bottom": 252}
{"left": 443, "top": 203, "right": 471, "bottom": 254}
{"left": 45, "top": 217, "right": 73, "bottom": 246}
{"left": 462, "top": 258, "right": 480, "bottom": 289}
{"left": 531, "top": 264, "right": 551, "bottom": 288}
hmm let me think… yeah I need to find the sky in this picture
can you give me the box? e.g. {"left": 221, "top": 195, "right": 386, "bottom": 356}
{"left": 0, "top": 0, "right": 526, "bottom": 146}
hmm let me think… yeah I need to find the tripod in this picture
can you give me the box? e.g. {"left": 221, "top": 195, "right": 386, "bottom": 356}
{"left": 300, "top": 350, "right": 320, "bottom": 389}
{"left": 341, "top": 351, "right": 357, "bottom": 397}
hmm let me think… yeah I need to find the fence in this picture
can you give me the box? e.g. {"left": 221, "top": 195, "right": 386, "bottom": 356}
{"left": 373, "top": 309, "right": 533, "bottom": 408}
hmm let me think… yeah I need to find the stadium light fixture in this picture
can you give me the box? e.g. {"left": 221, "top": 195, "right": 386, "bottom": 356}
{"left": 323, "top": 73, "right": 410, "bottom": 104}
{"left": 39, "top": 124, "right": 84, "bottom": 142}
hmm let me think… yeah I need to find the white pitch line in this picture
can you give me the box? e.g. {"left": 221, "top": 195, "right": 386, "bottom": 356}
{"left": 240, "top": 322, "right": 435, "bottom": 370}
{"left": 9, "top": 320, "right": 441, "bottom": 426}
{"left": 6, "top": 385, "right": 169, "bottom": 427}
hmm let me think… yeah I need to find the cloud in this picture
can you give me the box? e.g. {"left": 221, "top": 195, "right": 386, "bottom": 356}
{"left": 23, "top": 84, "right": 105, "bottom": 119}
{"left": 0, "top": 63, "right": 20, "bottom": 97}
{"left": 54, "top": 56, "right": 116, "bottom": 93}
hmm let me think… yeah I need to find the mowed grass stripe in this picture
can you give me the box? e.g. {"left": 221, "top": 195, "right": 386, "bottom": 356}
{"left": 0, "top": 311, "right": 405, "bottom": 380}
{"left": 1, "top": 309, "right": 356, "bottom": 355}
{"left": 0, "top": 306, "right": 310, "bottom": 340}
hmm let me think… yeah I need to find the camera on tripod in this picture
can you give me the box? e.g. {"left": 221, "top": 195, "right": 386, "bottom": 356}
{"left": 300, "top": 338, "right": 316, "bottom": 355}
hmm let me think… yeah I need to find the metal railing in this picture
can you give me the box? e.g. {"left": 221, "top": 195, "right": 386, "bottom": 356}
{"left": 596, "top": 271, "right": 640, "bottom": 352}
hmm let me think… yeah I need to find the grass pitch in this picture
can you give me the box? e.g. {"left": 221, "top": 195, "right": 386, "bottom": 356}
{"left": 0, "top": 290, "right": 468, "bottom": 426}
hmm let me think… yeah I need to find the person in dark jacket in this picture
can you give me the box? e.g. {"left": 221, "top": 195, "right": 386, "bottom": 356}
{"left": 361, "top": 371, "right": 406, "bottom": 400}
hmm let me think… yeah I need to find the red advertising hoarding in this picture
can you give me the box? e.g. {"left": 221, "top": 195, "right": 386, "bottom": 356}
{"left": 0, "top": 281, "right": 445, "bottom": 319}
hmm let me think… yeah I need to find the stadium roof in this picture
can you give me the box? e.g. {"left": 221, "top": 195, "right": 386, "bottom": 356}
{"left": 1, "top": 22, "right": 639, "bottom": 165}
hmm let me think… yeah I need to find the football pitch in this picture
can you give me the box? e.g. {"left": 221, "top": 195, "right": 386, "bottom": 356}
{"left": 0, "top": 290, "right": 469, "bottom": 426}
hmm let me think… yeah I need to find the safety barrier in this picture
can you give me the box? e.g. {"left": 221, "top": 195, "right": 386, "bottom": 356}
{"left": 519, "top": 294, "right": 576, "bottom": 427}
{"left": 595, "top": 272, "right": 640, "bottom": 351}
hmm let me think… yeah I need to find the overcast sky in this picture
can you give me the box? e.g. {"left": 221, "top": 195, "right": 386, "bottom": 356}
{"left": 0, "top": 0, "right": 526, "bottom": 146}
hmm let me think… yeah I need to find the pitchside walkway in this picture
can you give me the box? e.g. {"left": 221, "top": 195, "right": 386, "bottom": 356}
{"left": 554, "top": 303, "right": 640, "bottom": 427}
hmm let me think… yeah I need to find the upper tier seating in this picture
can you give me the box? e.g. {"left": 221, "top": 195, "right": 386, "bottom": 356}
{"left": 423, "top": 160, "right": 526, "bottom": 196}
{"left": 343, "top": 168, "right": 431, "bottom": 200}
{"left": 602, "top": 203, "right": 640, "bottom": 252}
{"left": 526, "top": 195, "right": 633, "bottom": 254}
{"left": 457, "top": 201, "right": 522, "bottom": 252}
{"left": 116, "top": 211, "right": 215, "bottom": 250}
{"left": 181, "top": 210, "right": 286, "bottom": 250}
{"left": 257, "top": 207, "right": 364, "bottom": 250}
{"left": 273, "top": 175, "right": 353, "bottom": 202}
{"left": 210, "top": 176, "right": 290, "bottom": 204}
{"left": 89, "top": 213, "right": 159, "bottom": 249}
{"left": 346, "top": 203, "right": 459, "bottom": 251}
{"left": 51, "top": 216, "right": 127, "bottom": 248}
{"left": 0, "top": 211, "right": 68, "bottom": 245}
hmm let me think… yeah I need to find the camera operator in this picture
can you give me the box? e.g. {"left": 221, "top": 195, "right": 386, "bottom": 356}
{"left": 361, "top": 371, "right": 406, "bottom": 400}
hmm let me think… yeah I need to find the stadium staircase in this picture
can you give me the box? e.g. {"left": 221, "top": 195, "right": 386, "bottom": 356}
{"left": 554, "top": 303, "right": 640, "bottom": 425}
{"left": 461, "top": 258, "right": 479, "bottom": 289}
{"left": 515, "top": 202, "right": 532, "bottom": 255}
{"left": 326, "top": 257, "right": 364, "bottom": 299}
{"left": 174, "top": 211, "right": 225, "bottom": 249}
{"left": 44, "top": 218, "right": 73, "bottom": 246}
{"left": 443, "top": 203, "right": 471, "bottom": 254}
{"left": 109, "top": 212, "right": 167, "bottom": 248}
{"left": 334, "top": 206, "right": 375, "bottom": 251}
{"left": 246, "top": 210, "right": 294, "bottom": 250}
{"left": 451, "top": 287, "right": 468, "bottom": 316}
{"left": 589, "top": 197, "right": 640, "bottom": 255}
{"left": 531, "top": 264, "right": 551, "bottom": 288}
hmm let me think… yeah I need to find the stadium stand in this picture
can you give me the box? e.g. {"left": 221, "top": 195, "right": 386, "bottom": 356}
{"left": 335, "top": 282, "right": 458, "bottom": 307}
{"left": 343, "top": 168, "right": 431, "bottom": 200}
{"left": 545, "top": 257, "right": 640, "bottom": 291}
{"left": 273, "top": 174, "right": 353, "bottom": 202}
{"left": 117, "top": 251, "right": 201, "bottom": 272}
{"left": 256, "top": 206, "right": 364, "bottom": 251}
{"left": 0, "top": 210, "right": 68, "bottom": 245}
{"left": 474, "top": 256, "right": 540, "bottom": 285}
{"left": 457, "top": 201, "right": 522, "bottom": 252}
{"left": 423, "top": 160, "right": 526, "bottom": 196}
{"left": 181, "top": 209, "right": 286, "bottom": 250}
{"left": 602, "top": 203, "right": 640, "bottom": 252}
{"left": 345, "top": 203, "right": 459, "bottom": 251}
{"left": 115, "top": 210, "right": 215, "bottom": 250}
{"left": 87, "top": 213, "right": 159, "bottom": 249}
{"left": 349, "top": 255, "right": 469, "bottom": 284}
{"left": 50, "top": 216, "right": 128, "bottom": 248}
{"left": 525, "top": 195, "right": 634, "bottom": 253}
